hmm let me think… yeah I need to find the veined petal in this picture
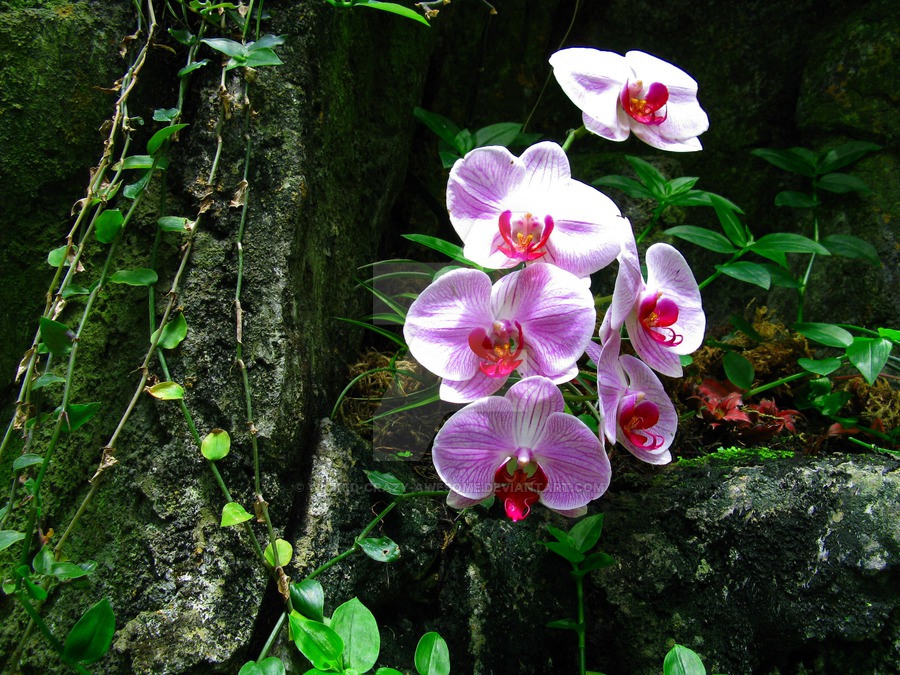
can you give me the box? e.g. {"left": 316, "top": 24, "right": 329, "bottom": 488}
{"left": 632, "top": 124, "right": 704, "bottom": 152}
{"left": 618, "top": 355, "right": 676, "bottom": 464}
{"left": 432, "top": 396, "right": 515, "bottom": 500}
{"left": 625, "top": 311, "right": 684, "bottom": 377}
{"left": 532, "top": 412, "right": 611, "bottom": 511}
{"left": 493, "top": 265, "right": 595, "bottom": 378}
{"left": 518, "top": 142, "right": 572, "bottom": 193}
{"left": 447, "top": 490, "right": 488, "bottom": 510}
{"left": 404, "top": 268, "right": 493, "bottom": 380}
{"left": 606, "top": 227, "right": 643, "bottom": 334}
{"left": 595, "top": 330, "right": 627, "bottom": 444}
{"left": 550, "top": 48, "right": 631, "bottom": 140}
{"left": 505, "top": 376, "right": 565, "bottom": 449}
{"left": 439, "top": 370, "right": 507, "bottom": 403}
{"left": 624, "top": 51, "right": 699, "bottom": 92}
{"left": 645, "top": 243, "right": 705, "bottom": 353}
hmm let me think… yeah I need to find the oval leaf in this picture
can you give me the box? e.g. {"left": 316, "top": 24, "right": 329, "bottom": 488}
{"left": 752, "top": 233, "right": 830, "bottom": 256}
{"left": 64, "top": 402, "right": 102, "bottom": 432}
{"left": 331, "top": 598, "right": 380, "bottom": 673}
{"left": 110, "top": 268, "right": 158, "bottom": 286}
{"left": 723, "top": 351, "right": 755, "bottom": 390}
{"left": 414, "top": 632, "right": 450, "bottom": 675}
{"left": 94, "top": 209, "right": 125, "bottom": 244}
{"left": 147, "top": 123, "right": 189, "bottom": 155}
{"left": 0, "top": 530, "right": 26, "bottom": 552}
{"left": 146, "top": 382, "right": 184, "bottom": 400}
{"left": 663, "top": 226, "right": 736, "bottom": 253}
{"left": 663, "top": 644, "right": 707, "bottom": 675}
{"left": 238, "top": 657, "right": 286, "bottom": 675}
{"left": 569, "top": 513, "right": 604, "bottom": 554}
{"left": 12, "top": 454, "right": 43, "bottom": 471}
{"left": 846, "top": 337, "right": 892, "bottom": 385}
{"left": 774, "top": 191, "right": 819, "bottom": 208}
{"left": 152, "top": 312, "right": 188, "bottom": 350}
{"left": 793, "top": 322, "right": 853, "bottom": 348}
{"left": 821, "top": 234, "right": 880, "bottom": 266}
{"left": 39, "top": 317, "right": 74, "bottom": 357}
{"left": 221, "top": 502, "right": 253, "bottom": 527}
{"left": 364, "top": 470, "right": 405, "bottom": 495}
{"left": 201, "top": 429, "right": 231, "bottom": 461}
{"left": 264, "top": 539, "right": 293, "bottom": 568}
{"left": 357, "top": 536, "right": 400, "bottom": 563}
{"left": 291, "top": 579, "right": 326, "bottom": 623}
{"left": 288, "top": 612, "right": 344, "bottom": 672}
{"left": 797, "top": 357, "right": 842, "bottom": 376}
{"left": 63, "top": 597, "right": 115, "bottom": 665}
{"left": 714, "top": 261, "right": 771, "bottom": 289}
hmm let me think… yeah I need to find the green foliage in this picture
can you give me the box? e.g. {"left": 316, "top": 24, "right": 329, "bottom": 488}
{"left": 357, "top": 536, "right": 401, "bottom": 563}
{"left": 414, "top": 632, "right": 451, "bottom": 675}
{"left": 201, "top": 429, "right": 231, "bottom": 461}
{"left": 152, "top": 312, "right": 189, "bottom": 350}
{"left": 62, "top": 597, "right": 116, "bottom": 665}
{"left": 291, "top": 579, "right": 326, "bottom": 622}
{"left": 332, "top": 598, "right": 381, "bottom": 673}
{"left": 264, "top": 539, "right": 293, "bottom": 568}
{"left": 220, "top": 502, "right": 253, "bottom": 527}
{"left": 239, "top": 657, "right": 287, "bottom": 675}
{"left": 663, "top": 644, "right": 708, "bottom": 675}
{"left": 723, "top": 351, "right": 755, "bottom": 390}
{"left": 146, "top": 381, "right": 184, "bottom": 400}
{"left": 364, "top": 470, "right": 405, "bottom": 495}
{"left": 201, "top": 35, "right": 285, "bottom": 71}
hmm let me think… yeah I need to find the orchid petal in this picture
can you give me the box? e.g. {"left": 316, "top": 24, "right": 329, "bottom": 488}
{"left": 606, "top": 227, "right": 643, "bottom": 335}
{"left": 618, "top": 355, "right": 676, "bottom": 464}
{"left": 645, "top": 243, "right": 705, "bottom": 353}
{"left": 518, "top": 142, "right": 572, "bottom": 193}
{"left": 595, "top": 330, "right": 627, "bottom": 443}
{"left": 505, "top": 376, "right": 565, "bottom": 449}
{"left": 447, "top": 490, "right": 487, "bottom": 509}
{"left": 439, "top": 370, "right": 507, "bottom": 403}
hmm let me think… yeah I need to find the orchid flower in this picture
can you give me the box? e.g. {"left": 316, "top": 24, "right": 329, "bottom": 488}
{"left": 588, "top": 331, "right": 676, "bottom": 464}
{"left": 602, "top": 242, "right": 704, "bottom": 378}
{"left": 446, "top": 141, "right": 627, "bottom": 278}
{"left": 550, "top": 48, "right": 709, "bottom": 152}
{"left": 404, "top": 265, "right": 596, "bottom": 402}
{"left": 432, "top": 376, "right": 611, "bottom": 521}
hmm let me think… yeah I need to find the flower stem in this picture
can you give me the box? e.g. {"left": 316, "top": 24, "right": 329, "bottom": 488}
{"left": 561, "top": 125, "right": 587, "bottom": 153}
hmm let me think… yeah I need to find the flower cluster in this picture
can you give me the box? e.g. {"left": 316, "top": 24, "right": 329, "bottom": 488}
{"left": 403, "top": 47, "right": 708, "bottom": 521}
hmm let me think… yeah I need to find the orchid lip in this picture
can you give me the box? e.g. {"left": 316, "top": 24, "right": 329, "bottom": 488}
{"left": 494, "top": 459, "right": 548, "bottom": 522}
{"left": 638, "top": 292, "right": 683, "bottom": 347}
{"left": 621, "top": 80, "right": 669, "bottom": 126}
{"left": 619, "top": 392, "right": 665, "bottom": 450}
{"left": 468, "top": 320, "right": 525, "bottom": 378}
{"left": 497, "top": 210, "right": 555, "bottom": 262}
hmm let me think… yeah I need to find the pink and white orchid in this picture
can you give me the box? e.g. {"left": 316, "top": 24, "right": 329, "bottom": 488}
{"left": 404, "top": 265, "right": 596, "bottom": 403}
{"left": 446, "top": 141, "right": 627, "bottom": 278}
{"left": 603, "top": 242, "right": 704, "bottom": 378}
{"left": 588, "top": 331, "right": 676, "bottom": 464}
{"left": 432, "top": 376, "right": 611, "bottom": 521}
{"left": 550, "top": 48, "right": 709, "bottom": 152}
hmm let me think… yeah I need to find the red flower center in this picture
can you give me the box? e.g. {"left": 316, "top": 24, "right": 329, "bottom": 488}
{"left": 494, "top": 459, "right": 548, "bottom": 521}
{"left": 621, "top": 80, "right": 669, "bottom": 126}
{"left": 638, "top": 291, "right": 683, "bottom": 346}
{"left": 468, "top": 320, "right": 525, "bottom": 378}
{"left": 497, "top": 211, "right": 555, "bottom": 262}
{"left": 619, "top": 392, "right": 664, "bottom": 450}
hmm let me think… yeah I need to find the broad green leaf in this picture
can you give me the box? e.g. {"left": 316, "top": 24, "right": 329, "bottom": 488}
{"left": 625, "top": 155, "right": 667, "bottom": 197}
{"left": 774, "top": 191, "right": 819, "bottom": 208}
{"left": 63, "top": 597, "right": 115, "bottom": 665}
{"left": 178, "top": 60, "right": 209, "bottom": 77}
{"left": 472, "top": 122, "right": 522, "bottom": 148}
{"left": 32, "top": 545, "right": 55, "bottom": 574}
{"left": 454, "top": 128, "right": 475, "bottom": 155}
{"left": 39, "top": 317, "right": 73, "bottom": 357}
{"left": 817, "top": 172, "right": 869, "bottom": 194}
{"left": 12, "top": 454, "right": 43, "bottom": 471}
{"left": 569, "top": 513, "right": 604, "bottom": 554}
{"left": 116, "top": 155, "right": 156, "bottom": 170}
{"left": 401, "top": 233, "right": 486, "bottom": 270}
{"left": 158, "top": 216, "right": 190, "bottom": 232}
{"left": 146, "top": 382, "right": 184, "bottom": 400}
{"left": 723, "top": 351, "right": 755, "bottom": 390}
{"left": 289, "top": 612, "right": 344, "bottom": 672}
{"left": 761, "top": 263, "right": 800, "bottom": 288}
{"left": 364, "top": 470, "right": 405, "bottom": 495}
{"left": 63, "top": 402, "right": 102, "bottom": 432}
{"left": 47, "top": 245, "right": 73, "bottom": 267}
{"left": 61, "top": 284, "right": 91, "bottom": 298}
{"left": 201, "top": 429, "right": 231, "bottom": 461}
{"left": 221, "top": 502, "right": 253, "bottom": 527}
{"left": 201, "top": 37, "right": 247, "bottom": 58}
{"left": 153, "top": 107, "right": 180, "bottom": 122}
{"left": 357, "top": 536, "right": 400, "bottom": 562}
{"left": 593, "top": 175, "right": 655, "bottom": 199}
{"left": 152, "top": 312, "right": 188, "bottom": 350}
{"left": 243, "top": 48, "right": 283, "bottom": 68}
{"left": 546, "top": 525, "right": 577, "bottom": 550}
{"left": 123, "top": 170, "right": 153, "bottom": 199}
{"left": 15, "top": 565, "right": 48, "bottom": 600}
{"left": 846, "top": 337, "right": 892, "bottom": 385}
{"left": 793, "top": 322, "right": 853, "bottom": 348}
{"left": 248, "top": 35, "right": 287, "bottom": 50}
{"left": 110, "top": 268, "right": 158, "bottom": 286}
{"left": 663, "top": 644, "right": 707, "bottom": 675}
{"left": 94, "top": 209, "right": 124, "bottom": 244}
{"left": 822, "top": 234, "right": 880, "bottom": 265}
{"left": 376, "top": 669, "right": 404, "bottom": 675}
{"left": 579, "top": 551, "right": 616, "bottom": 573}
{"left": 728, "top": 314, "right": 763, "bottom": 342}
{"left": 291, "top": 579, "right": 325, "bottom": 622}
{"left": 663, "top": 226, "right": 736, "bottom": 253}
{"left": 797, "top": 357, "right": 842, "bottom": 376}
{"left": 543, "top": 541, "right": 585, "bottom": 564}
{"left": 817, "top": 141, "right": 881, "bottom": 174}
{"left": 414, "top": 632, "right": 450, "bottom": 675}
{"left": 354, "top": 0, "right": 430, "bottom": 26}
{"left": 708, "top": 193, "right": 747, "bottom": 246}
{"left": 751, "top": 233, "right": 830, "bottom": 256}
{"left": 0, "top": 530, "right": 25, "bottom": 552}
{"left": 168, "top": 28, "right": 195, "bottom": 46}
{"left": 666, "top": 176, "right": 700, "bottom": 196}
{"left": 332, "top": 598, "right": 380, "bottom": 673}
{"left": 238, "top": 657, "right": 286, "bottom": 675}
{"left": 878, "top": 327, "right": 900, "bottom": 343}
{"left": 412, "top": 107, "right": 461, "bottom": 149}
{"left": 751, "top": 147, "right": 816, "bottom": 177}
{"left": 147, "top": 123, "right": 189, "bottom": 155}
{"left": 714, "top": 261, "right": 771, "bottom": 289}
{"left": 264, "top": 539, "right": 293, "bottom": 568}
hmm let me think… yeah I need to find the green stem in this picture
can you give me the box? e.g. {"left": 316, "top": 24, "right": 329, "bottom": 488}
{"left": 573, "top": 564, "right": 586, "bottom": 675}
{"left": 697, "top": 245, "right": 752, "bottom": 291}
{"left": 257, "top": 611, "right": 286, "bottom": 661}
{"left": 561, "top": 125, "right": 587, "bottom": 153}
{"left": 797, "top": 188, "right": 821, "bottom": 323}
{"left": 634, "top": 204, "right": 665, "bottom": 246}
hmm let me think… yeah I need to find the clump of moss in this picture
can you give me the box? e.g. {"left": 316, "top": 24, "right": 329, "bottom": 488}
{"left": 676, "top": 445, "right": 795, "bottom": 467}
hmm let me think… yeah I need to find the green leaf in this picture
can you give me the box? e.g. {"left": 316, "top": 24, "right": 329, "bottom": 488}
{"left": 663, "top": 644, "right": 707, "bottom": 675}
{"left": 569, "top": 513, "right": 604, "bottom": 554}
{"left": 63, "top": 597, "right": 115, "bottom": 665}
{"left": 751, "top": 233, "right": 830, "bottom": 256}
{"left": 708, "top": 193, "right": 747, "bottom": 246}
{"left": 248, "top": 35, "right": 287, "bottom": 51}
{"left": 625, "top": 155, "right": 667, "bottom": 197}
{"left": 168, "top": 28, "right": 195, "bottom": 46}
{"left": 244, "top": 48, "right": 283, "bottom": 68}
{"left": 94, "top": 209, "right": 124, "bottom": 244}
{"left": 202, "top": 37, "right": 247, "bottom": 58}
{"left": 153, "top": 312, "right": 188, "bottom": 350}
{"left": 264, "top": 539, "right": 293, "bottom": 568}
{"left": 61, "top": 284, "right": 91, "bottom": 299}
{"left": 15, "top": 565, "right": 47, "bottom": 600}
{"left": 878, "top": 327, "right": 900, "bottom": 343}
{"left": 751, "top": 147, "right": 816, "bottom": 177}
{"left": 238, "top": 657, "right": 286, "bottom": 675}
{"left": 714, "top": 261, "right": 771, "bottom": 289}
{"left": 221, "top": 502, "right": 253, "bottom": 527}
{"left": 401, "top": 234, "right": 486, "bottom": 270}
{"left": 63, "top": 402, "right": 101, "bottom": 432}
{"left": 774, "top": 191, "right": 819, "bottom": 208}
{"left": 289, "top": 612, "right": 344, "bottom": 672}
{"left": 47, "top": 245, "right": 72, "bottom": 268}
{"left": 592, "top": 175, "right": 655, "bottom": 199}
{"left": 364, "top": 470, "right": 405, "bottom": 495}
{"left": 357, "top": 536, "right": 400, "bottom": 562}
{"left": 146, "top": 382, "right": 184, "bottom": 400}
{"left": 158, "top": 216, "right": 190, "bottom": 232}
{"left": 110, "top": 268, "right": 158, "bottom": 286}
{"left": 147, "top": 123, "right": 189, "bottom": 155}
{"left": 543, "top": 541, "right": 585, "bottom": 564}
{"left": 817, "top": 141, "right": 881, "bottom": 174}
{"left": 579, "top": 550, "right": 615, "bottom": 573}
{"left": 728, "top": 314, "right": 763, "bottom": 342}
{"left": 472, "top": 122, "right": 522, "bottom": 148}
{"left": 412, "top": 107, "right": 461, "bottom": 150}
{"left": 817, "top": 172, "right": 869, "bottom": 194}
{"left": 12, "top": 454, "right": 43, "bottom": 471}
{"left": 0, "top": 530, "right": 25, "bottom": 552}
{"left": 332, "top": 598, "right": 380, "bottom": 673}
{"left": 201, "top": 429, "right": 231, "bottom": 461}
{"left": 822, "top": 234, "right": 880, "bottom": 265}
{"left": 723, "top": 351, "right": 755, "bottom": 390}
{"left": 376, "top": 669, "right": 405, "bottom": 675}
{"left": 153, "top": 107, "right": 180, "bottom": 122}
{"left": 39, "top": 317, "right": 73, "bottom": 357}
{"left": 291, "top": 579, "right": 326, "bottom": 622}
{"left": 354, "top": 0, "right": 430, "bottom": 26}
{"left": 666, "top": 176, "right": 700, "bottom": 196}
{"left": 454, "top": 128, "right": 475, "bottom": 155}
{"left": 846, "top": 337, "right": 892, "bottom": 385}
{"left": 762, "top": 263, "right": 800, "bottom": 288}
{"left": 797, "top": 357, "right": 842, "bottom": 376}
{"left": 116, "top": 155, "right": 156, "bottom": 170}
{"left": 123, "top": 170, "right": 153, "bottom": 199}
{"left": 663, "top": 226, "right": 736, "bottom": 253}
{"left": 546, "top": 618, "right": 582, "bottom": 631}
{"left": 793, "top": 322, "right": 853, "bottom": 348}
{"left": 546, "top": 525, "right": 577, "bottom": 549}
{"left": 414, "top": 632, "right": 450, "bottom": 675}
{"left": 178, "top": 60, "right": 209, "bottom": 77}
